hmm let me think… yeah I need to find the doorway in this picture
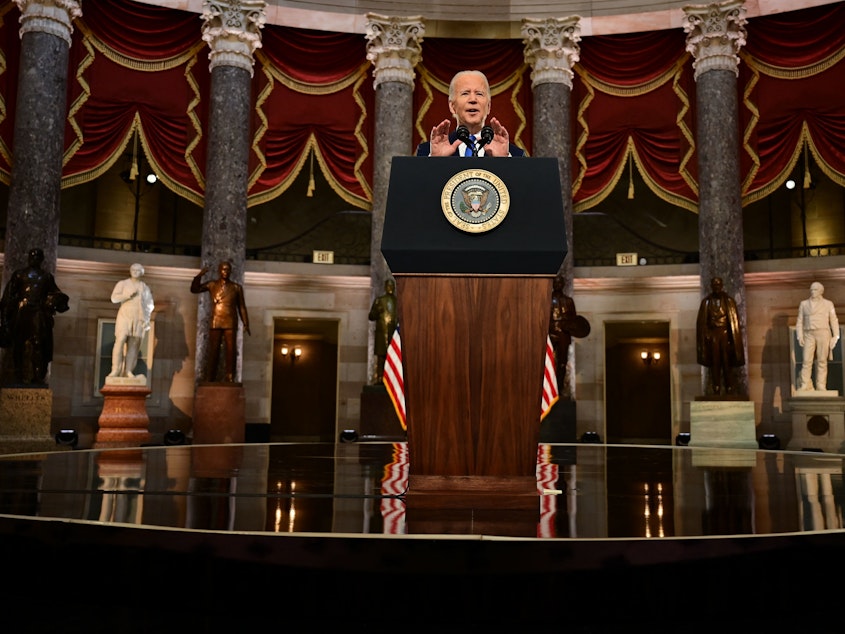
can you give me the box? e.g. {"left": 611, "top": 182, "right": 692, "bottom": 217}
{"left": 605, "top": 321, "right": 671, "bottom": 444}
{"left": 271, "top": 318, "right": 339, "bottom": 442}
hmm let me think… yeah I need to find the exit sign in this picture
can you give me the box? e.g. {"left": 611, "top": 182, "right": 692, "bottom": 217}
{"left": 616, "top": 252, "right": 638, "bottom": 266}
{"left": 312, "top": 250, "right": 334, "bottom": 264}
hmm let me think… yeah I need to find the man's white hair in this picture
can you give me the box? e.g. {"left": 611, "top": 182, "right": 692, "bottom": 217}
{"left": 448, "top": 70, "right": 490, "bottom": 102}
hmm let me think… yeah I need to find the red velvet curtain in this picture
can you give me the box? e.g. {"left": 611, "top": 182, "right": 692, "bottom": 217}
{"left": 0, "top": 0, "right": 842, "bottom": 214}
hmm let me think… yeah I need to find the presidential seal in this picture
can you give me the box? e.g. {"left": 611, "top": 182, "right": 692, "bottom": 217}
{"left": 441, "top": 169, "right": 510, "bottom": 234}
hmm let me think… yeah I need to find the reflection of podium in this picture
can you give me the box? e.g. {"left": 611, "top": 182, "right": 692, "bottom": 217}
{"left": 382, "top": 157, "right": 567, "bottom": 504}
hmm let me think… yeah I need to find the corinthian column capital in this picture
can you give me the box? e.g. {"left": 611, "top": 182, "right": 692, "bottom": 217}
{"left": 14, "top": 0, "right": 81, "bottom": 46}
{"left": 683, "top": 0, "right": 747, "bottom": 79}
{"left": 521, "top": 17, "right": 581, "bottom": 89}
{"left": 365, "top": 14, "right": 424, "bottom": 89}
{"left": 201, "top": 0, "right": 266, "bottom": 75}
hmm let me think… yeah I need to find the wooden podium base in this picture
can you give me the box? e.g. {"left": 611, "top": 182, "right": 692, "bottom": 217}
{"left": 192, "top": 383, "right": 245, "bottom": 445}
{"left": 96, "top": 384, "right": 152, "bottom": 448}
{"left": 407, "top": 474, "right": 539, "bottom": 510}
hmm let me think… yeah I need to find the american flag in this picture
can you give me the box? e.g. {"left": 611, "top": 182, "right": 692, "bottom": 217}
{"left": 383, "top": 329, "right": 558, "bottom": 427}
{"left": 540, "top": 335, "right": 559, "bottom": 420}
{"left": 382, "top": 326, "right": 406, "bottom": 430}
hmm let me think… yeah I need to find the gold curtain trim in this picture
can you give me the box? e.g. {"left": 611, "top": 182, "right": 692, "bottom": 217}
{"left": 184, "top": 54, "right": 205, "bottom": 192}
{"left": 63, "top": 36, "right": 94, "bottom": 167}
{"left": 572, "top": 69, "right": 594, "bottom": 198}
{"left": 248, "top": 65, "right": 273, "bottom": 190}
{"left": 577, "top": 55, "right": 689, "bottom": 97}
{"left": 507, "top": 64, "right": 529, "bottom": 154}
{"left": 255, "top": 49, "right": 367, "bottom": 94}
{"left": 414, "top": 67, "right": 437, "bottom": 144}
{"left": 0, "top": 2, "right": 12, "bottom": 171}
{"left": 76, "top": 19, "right": 205, "bottom": 72}
{"left": 673, "top": 66, "right": 698, "bottom": 198}
{"left": 351, "top": 72, "right": 373, "bottom": 203}
{"left": 741, "top": 47, "right": 845, "bottom": 79}
{"left": 740, "top": 64, "right": 761, "bottom": 196}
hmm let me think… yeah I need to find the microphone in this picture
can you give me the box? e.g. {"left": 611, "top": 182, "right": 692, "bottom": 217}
{"left": 479, "top": 126, "right": 494, "bottom": 149}
{"left": 455, "top": 125, "right": 474, "bottom": 154}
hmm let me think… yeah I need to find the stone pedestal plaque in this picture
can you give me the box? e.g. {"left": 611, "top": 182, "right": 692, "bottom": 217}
{"left": 786, "top": 396, "right": 845, "bottom": 453}
{"left": 96, "top": 384, "right": 152, "bottom": 448}
{"left": 193, "top": 383, "right": 245, "bottom": 445}
{"left": 0, "top": 387, "right": 55, "bottom": 452}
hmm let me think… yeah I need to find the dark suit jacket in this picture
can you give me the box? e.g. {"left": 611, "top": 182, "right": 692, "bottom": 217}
{"left": 415, "top": 131, "right": 525, "bottom": 157}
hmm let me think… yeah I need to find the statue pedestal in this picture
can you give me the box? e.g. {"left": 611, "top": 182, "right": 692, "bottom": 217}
{"left": 786, "top": 395, "right": 845, "bottom": 452}
{"left": 96, "top": 381, "right": 152, "bottom": 448}
{"left": 359, "top": 384, "right": 405, "bottom": 441}
{"left": 0, "top": 386, "right": 57, "bottom": 452}
{"left": 192, "top": 383, "right": 245, "bottom": 445}
{"left": 689, "top": 399, "right": 757, "bottom": 450}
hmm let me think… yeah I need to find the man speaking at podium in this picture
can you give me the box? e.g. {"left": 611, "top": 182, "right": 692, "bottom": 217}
{"left": 416, "top": 70, "right": 524, "bottom": 158}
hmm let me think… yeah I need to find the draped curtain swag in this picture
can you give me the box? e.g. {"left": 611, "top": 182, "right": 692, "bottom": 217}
{"left": 0, "top": 0, "right": 842, "bottom": 214}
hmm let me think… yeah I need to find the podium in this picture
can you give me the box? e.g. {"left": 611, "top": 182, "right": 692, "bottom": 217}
{"left": 382, "top": 156, "right": 567, "bottom": 505}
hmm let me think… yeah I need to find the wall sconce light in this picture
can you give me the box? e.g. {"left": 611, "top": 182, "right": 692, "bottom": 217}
{"left": 281, "top": 345, "right": 302, "bottom": 361}
{"left": 641, "top": 350, "right": 661, "bottom": 365}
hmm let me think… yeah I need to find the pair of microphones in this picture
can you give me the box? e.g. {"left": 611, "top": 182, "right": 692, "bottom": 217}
{"left": 456, "top": 125, "right": 494, "bottom": 156}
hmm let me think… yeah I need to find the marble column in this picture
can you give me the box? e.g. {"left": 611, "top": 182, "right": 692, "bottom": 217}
{"left": 1, "top": 0, "right": 80, "bottom": 384}
{"left": 195, "top": 0, "right": 265, "bottom": 383}
{"left": 684, "top": 1, "right": 749, "bottom": 396}
{"left": 364, "top": 14, "right": 424, "bottom": 380}
{"left": 522, "top": 17, "right": 580, "bottom": 400}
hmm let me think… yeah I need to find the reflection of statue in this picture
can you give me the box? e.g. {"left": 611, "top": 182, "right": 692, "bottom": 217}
{"left": 796, "top": 281, "right": 840, "bottom": 391}
{"left": 0, "top": 248, "right": 69, "bottom": 385}
{"left": 548, "top": 274, "right": 590, "bottom": 397}
{"left": 191, "top": 262, "right": 250, "bottom": 382}
{"left": 368, "top": 278, "right": 397, "bottom": 384}
{"left": 696, "top": 277, "right": 745, "bottom": 396}
{"left": 108, "top": 263, "right": 154, "bottom": 379}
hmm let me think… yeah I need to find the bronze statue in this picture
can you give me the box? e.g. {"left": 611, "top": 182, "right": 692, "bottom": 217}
{"left": 548, "top": 273, "right": 590, "bottom": 396}
{"left": 796, "top": 281, "right": 840, "bottom": 391}
{"left": 696, "top": 277, "right": 745, "bottom": 396}
{"left": 0, "top": 248, "right": 69, "bottom": 385}
{"left": 108, "top": 263, "right": 154, "bottom": 379}
{"left": 191, "top": 261, "right": 250, "bottom": 382}
{"left": 368, "top": 277, "right": 398, "bottom": 384}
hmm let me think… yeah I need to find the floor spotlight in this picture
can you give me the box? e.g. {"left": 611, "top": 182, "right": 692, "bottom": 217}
{"left": 580, "top": 431, "right": 602, "bottom": 444}
{"left": 339, "top": 429, "right": 358, "bottom": 443}
{"left": 758, "top": 434, "right": 781, "bottom": 450}
{"left": 675, "top": 432, "right": 691, "bottom": 446}
{"left": 163, "top": 429, "right": 186, "bottom": 446}
{"left": 55, "top": 429, "right": 78, "bottom": 448}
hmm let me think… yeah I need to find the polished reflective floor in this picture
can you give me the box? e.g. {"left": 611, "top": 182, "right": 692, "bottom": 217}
{"left": 3, "top": 441, "right": 845, "bottom": 631}
{"left": 3, "top": 441, "right": 845, "bottom": 538}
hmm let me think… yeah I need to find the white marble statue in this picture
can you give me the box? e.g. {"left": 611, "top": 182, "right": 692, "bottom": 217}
{"left": 797, "top": 281, "right": 839, "bottom": 391}
{"left": 107, "top": 263, "right": 154, "bottom": 379}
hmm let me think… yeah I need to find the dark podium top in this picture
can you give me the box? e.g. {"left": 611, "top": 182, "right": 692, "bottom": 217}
{"left": 381, "top": 156, "right": 567, "bottom": 275}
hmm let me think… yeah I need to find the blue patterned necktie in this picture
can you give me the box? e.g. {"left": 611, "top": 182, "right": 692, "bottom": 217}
{"left": 464, "top": 134, "right": 476, "bottom": 157}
